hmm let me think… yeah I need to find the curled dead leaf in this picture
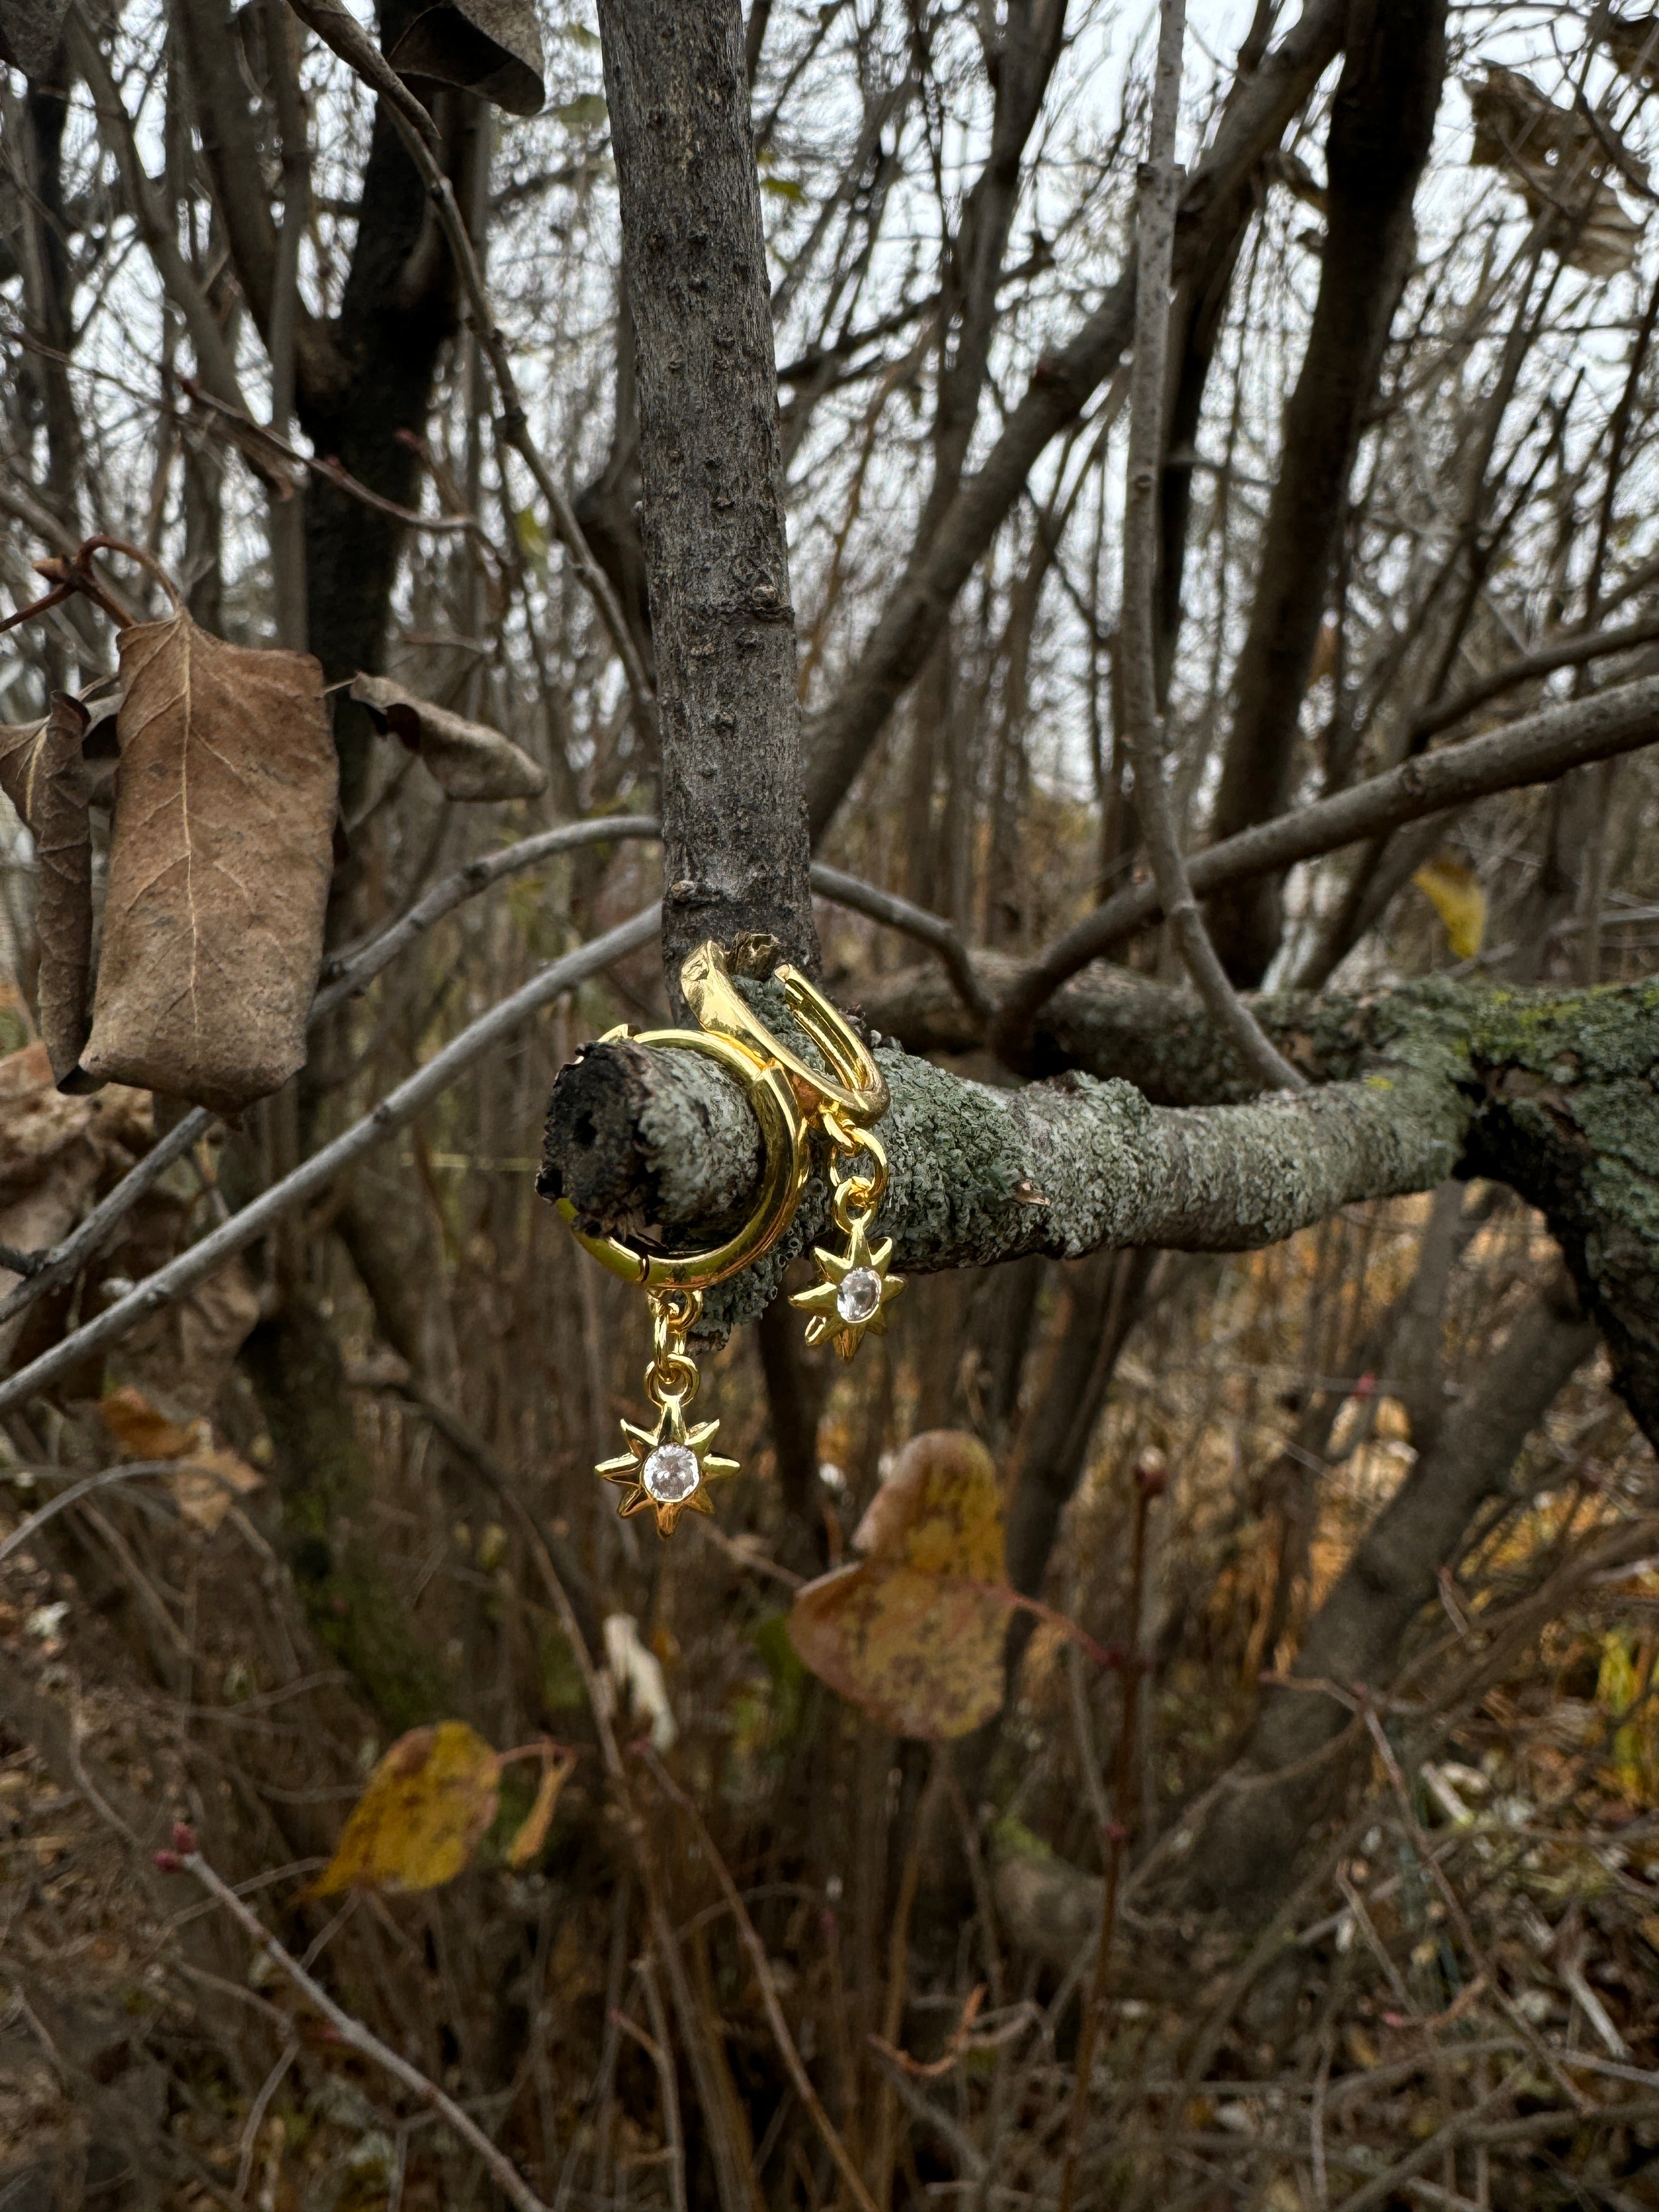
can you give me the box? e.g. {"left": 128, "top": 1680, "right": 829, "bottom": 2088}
{"left": 166, "top": 1447, "right": 262, "bottom": 1533}
{"left": 81, "top": 612, "right": 336, "bottom": 1113}
{"left": 788, "top": 1431, "right": 1016, "bottom": 1740}
{"left": 0, "top": 696, "right": 95, "bottom": 1086}
{"left": 503, "top": 1744, "right": 577, "bottom": 1868}
{"left": 351, "top": 674, "right": 548, "bottom": 803}
{"left": 1468, "top": 64, "right": 1645, "bottom": 278}
{"left": 386, "top": 0, "right": 544, "bottom": 114}
{"left": 99, "top": 1382, "right": 195, "bottom": 1460}
{"left": 97, "top": 1383, "right": 263, "bottom": 1532}
{"left": 311, "top": 1720, "right": 502, "bottom": 1895}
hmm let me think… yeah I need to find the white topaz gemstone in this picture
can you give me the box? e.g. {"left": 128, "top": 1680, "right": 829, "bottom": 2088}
{"left": 642, "top": 1442, "right": 699, "bottom": 1504}
{"left": 836, "top": 1266, "right": 882, "bottom": 1324}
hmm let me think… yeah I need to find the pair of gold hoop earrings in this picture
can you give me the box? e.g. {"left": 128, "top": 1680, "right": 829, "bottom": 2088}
{"left": 556, "top": 942, "right": 903, "bottom": 1536}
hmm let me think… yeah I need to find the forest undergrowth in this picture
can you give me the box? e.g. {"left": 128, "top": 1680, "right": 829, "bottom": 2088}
{"left": 4, "top": 1143, "right": 1658, "bottom": 2210}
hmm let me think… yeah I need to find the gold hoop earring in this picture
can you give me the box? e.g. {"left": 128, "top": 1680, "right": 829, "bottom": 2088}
{"left": 682, "top": 943, "right": 902, "bottom": 1362}
{"left": 556, "top": 1023, "right": 811, "bottom": 1535}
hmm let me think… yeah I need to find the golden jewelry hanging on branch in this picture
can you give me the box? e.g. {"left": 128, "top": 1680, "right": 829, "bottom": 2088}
{"left": 556, "top": 943, "right": 902, "bottom": 1537}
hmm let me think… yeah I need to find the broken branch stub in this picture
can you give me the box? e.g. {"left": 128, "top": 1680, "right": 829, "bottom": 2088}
{"left": 0, "top": 697, "right": 95, "bottom": 1086}
{"left": 81, "top": 613, "right": 337, "bottom": 1114}
{"left": 351, "top": 674, "right": 549, "bottom": 803}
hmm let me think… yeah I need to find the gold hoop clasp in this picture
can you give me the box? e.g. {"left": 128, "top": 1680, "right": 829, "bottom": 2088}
{"left": 557, "top": 1020, "right": 812, "bottom": 1536}
{"left": 555, "top": 1023, "right": 810, "bottom": 1290}
{"left": 681, "top": 941, "right": 888, "bottom": 1123}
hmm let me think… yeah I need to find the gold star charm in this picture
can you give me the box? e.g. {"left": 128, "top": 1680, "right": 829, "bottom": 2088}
{"left": 789, "top": 1212, "right": 904, "bottom": 1362}
{"left": 597, "top": 1396, "right": 738, "bottom": 1539}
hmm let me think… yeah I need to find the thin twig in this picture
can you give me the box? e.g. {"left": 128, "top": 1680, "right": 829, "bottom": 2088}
{"left": 283, "top": 0, "right": 654, "bottom": 731}
{"left": 0, "top": 817, "right": 658, "bottom": 1336}
{"left": 808, "top": 862, "right": 992, "bottom": 1024}
{"left": 640, "top": 1746, "right": 881, "bottom": 2212}
{"left": 1058, "top": 1466, "right": 1157, "bottom": 2212}
{"left": 182, "top": 379, "right": 492, "bottom": 546}
{"left": 169, "top": 1846, "right": 552, "bottom": 2212}
{"left": 1116, "top": 0, "right": 1302, "bottom": 1095}
{"left": 0, "top": 908, "right": 660, "bottom": 1415}
{"left": 0, "top": 1462, "right": 191, "bottom": 1567}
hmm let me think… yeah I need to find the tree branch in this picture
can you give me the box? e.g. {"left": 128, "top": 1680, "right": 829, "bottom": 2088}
{"left": 1118, "top": 0, "right": 1305, "bottom": 1094}
{"left": 801, "top": 0, "right": 1348, "bottom": 836}
{"left": 992, "top": 671, "right": 1659, "bottom": 1056}
{"left": 0, "top": 909, "right": 660, "bottom": 1417}
{"left": 595, "top": 0, "right": 816, "bottom": 985}
{"left": 541, "top": 973, "right": 1659, "bottom": 1446}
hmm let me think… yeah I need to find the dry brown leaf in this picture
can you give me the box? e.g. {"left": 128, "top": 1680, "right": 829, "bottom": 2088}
{"left": 1468, "top": 64, "right": 1645, "bottom": 277}
{"left": 788, "top": 1431, "right": 1015, "bottom": 1740}
{"left": 504, "top": 1745, "right": 577, "bottom": 1868}
{"left": 0, "top": 697, "right": 95, "bottom": 1086}
{"left": 81, "top": 612, "right": 336, "bottom": 1113}
{"left": 97, "top": 1382, "right": 262, "bottom": 1530}
{"left": 311, "top": 1722, "right": 501, "bottom": 1895}
{"left": 167, "top": 1446, "right": 263, "bottom": 1532}
{"left": 99, "top": 1382, "right": 196, "bottom": 1460}
{"left": 351, "top": 674, "right": 548, "bottom": 803}
{"left": 117, "top": 1255, "right": 261, "bottom": 1423}
{"left": 386, "top": 0, "right": 543, "bottom": 115}
{"left": 0, "top": 1044, "right": 153, "bottom": 1358}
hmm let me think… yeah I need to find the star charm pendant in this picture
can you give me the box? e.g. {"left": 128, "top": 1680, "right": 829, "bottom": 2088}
{"left": 596, "top": 1397, "right": 738, "bottom": 1539}
{"left": 789, "top": 1214, "right": 904, "bottom": 1362}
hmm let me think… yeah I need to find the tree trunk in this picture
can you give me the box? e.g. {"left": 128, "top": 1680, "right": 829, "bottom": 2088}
{"left": 1184, "top": 1275, "right": 1595, "bottom": 1925}
{"left": 1206, "top": 0, "right": 1448, "bottom": 984}
{"left": 596, "top": 0, "right": 817, "bottom": 992}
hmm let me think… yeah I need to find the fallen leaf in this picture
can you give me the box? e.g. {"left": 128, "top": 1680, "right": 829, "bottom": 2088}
{"left": 0, "top": 697, "right": 95, "bottom": 1087}
{"left": 0, "top": 1045, "right": 153, "bottom": 1364}
{"left": 167, "top": 1446, "right": 263, "bottom": 1533}
{"left": 99, "top": 1383, "right": 195, "bottom": 1460}
{"left": 1413, "top": 856, "right": 1487, "bottom": 961}
{"left": 81, "top": 611, "right": 337, "bottom": 1113}
{"left": 504, "top": 1745, "right": 577, "bottom": 1868}
{"left": 98, "top": 1383, "right": 263, "bottom": 1531}
{"left": 351, "top": 674, "right": 548, "bottom": 803}
{"left": 311, "top": 1722, "right": 501, "bottom": 1895}
{"left": 386, "top": 0, "right": 543, "bottom": 115}
{"left": 602, "top": 1612, "right": 678, "bottom": 1751}
{"left": 789, "top": 1431, "right": 1016, "bottom": 1740}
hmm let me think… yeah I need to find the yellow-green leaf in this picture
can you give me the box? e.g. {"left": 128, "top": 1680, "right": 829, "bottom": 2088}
{"left": 551, "top": 92, "right": 607, "bottom": 129}
{"left": 312, "top": 1722, "right": 501, "bottom": 1895}
{"left": 788, "top": 1431, "right": 1014, "bottom": 1740}
{"left": 761, "top": 174, "right": 806, "bottom": 202}
{"left": 1413, "top": 856, "right": 1487, "bottom": 961}
{"left": 514, "top": 505, "right": 550, "bottom": 573}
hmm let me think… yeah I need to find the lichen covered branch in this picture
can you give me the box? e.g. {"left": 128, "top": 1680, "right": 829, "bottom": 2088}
{"left": 540, "top": 978, "right": 1468, "bottom": 1333}
{"left": 540, "top": 974, "right": 1659, "bottom": 1446}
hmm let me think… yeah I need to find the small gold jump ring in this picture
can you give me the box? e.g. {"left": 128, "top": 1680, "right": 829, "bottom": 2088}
{"left": 681, "top": 941, "right": 888, "bottom": 1125}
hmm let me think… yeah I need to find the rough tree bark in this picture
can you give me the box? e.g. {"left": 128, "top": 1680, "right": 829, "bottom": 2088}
{"left": 1206, "top": 0, "right": 1448, "bottom": 985}
{"left": 543, "top": 974, "right": 1659, "bottom": 1448}
{"left": 596, "top": 0, "right": 818, "bottom": 989}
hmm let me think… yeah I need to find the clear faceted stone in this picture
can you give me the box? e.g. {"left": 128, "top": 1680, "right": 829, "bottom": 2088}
{"left": 836, "top": 1266, "right": 883, "bottom": 1325}
{"left": 642, "top": 1442, "right": 699, "bottom": 1504}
